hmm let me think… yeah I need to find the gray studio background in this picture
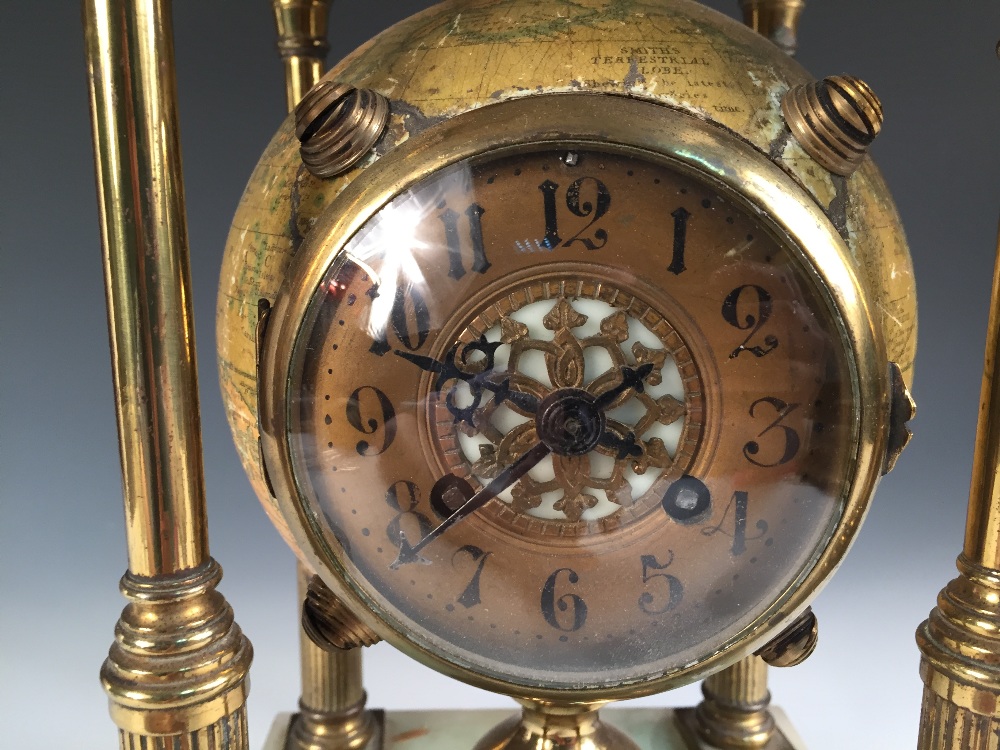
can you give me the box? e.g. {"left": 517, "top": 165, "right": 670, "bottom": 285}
{"left": 3, "top": 2, "right": 999, "bottom": 747}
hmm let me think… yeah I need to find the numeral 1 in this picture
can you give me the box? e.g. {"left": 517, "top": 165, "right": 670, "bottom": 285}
{"left": 538, "top": 180, "right": 562, "bottom": 249}
{"left": 667, "top": 207, "right": 691, "bottom": 275}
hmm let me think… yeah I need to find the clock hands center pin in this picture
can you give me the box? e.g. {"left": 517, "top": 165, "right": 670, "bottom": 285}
{"left": 390, "top": 361, "right": 657, "bottom": 568}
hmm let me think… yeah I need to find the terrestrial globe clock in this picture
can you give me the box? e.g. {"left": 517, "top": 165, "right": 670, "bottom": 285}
{"left": 212, "top": 0, "right": 917, "bottom": 747}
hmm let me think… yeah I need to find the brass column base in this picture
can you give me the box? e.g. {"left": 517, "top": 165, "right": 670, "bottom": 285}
{"left": 286, "top": 702, "right": 383, "bottom": 750}
{"left": 473, "top": 700, "right": 639, "bottom": 750}
{"left": 916, "top": 555, "right": 1000, "bottom": 749}
{"left": 675, "top": 710, "right": 795, "bottom": 750}
{"left": 682, "top": 656, "right": 778, "bottom": 749}
{"left": 264, "top": 707, "right": 806, "bottom": 750}
{"left": 101, "top": 560, "right": 253, "bottom": 744}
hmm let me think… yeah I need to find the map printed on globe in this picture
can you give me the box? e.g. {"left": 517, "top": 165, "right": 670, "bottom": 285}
{"left": 217, "top": 0, "right": 915, "bottom": 543}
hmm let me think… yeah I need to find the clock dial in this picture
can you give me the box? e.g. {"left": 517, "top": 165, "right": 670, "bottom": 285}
{"left": 285, "top": 145, "right": 855, "bottom": 692}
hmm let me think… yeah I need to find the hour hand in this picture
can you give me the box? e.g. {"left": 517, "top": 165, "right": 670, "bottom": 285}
{"left": 598, "top": 428, "right": 643, "bottom": 460}
{"left": 390, "top": 442, "right": 551, "bottom": 569}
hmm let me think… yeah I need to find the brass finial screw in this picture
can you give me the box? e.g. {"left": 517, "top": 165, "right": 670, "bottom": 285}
{"left": 302, "top": 575, "right": 382, "bottom": 650}
{"left": 272, "top": 0, "right": 333, "bottom": 111}
{"left": 781, "top": 75, "right": 884, "bottom": 177}
{"left": 295, "top": 80, "right": 390, "bottom": 179}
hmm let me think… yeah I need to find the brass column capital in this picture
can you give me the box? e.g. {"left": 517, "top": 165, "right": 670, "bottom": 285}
{"left": 272, "top": 0, "right": 333, "bottom": 111}
{"left": 101, "top": 561, "right": 253, "bottom": 736}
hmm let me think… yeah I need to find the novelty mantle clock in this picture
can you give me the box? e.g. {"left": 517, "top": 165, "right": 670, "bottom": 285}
{"left": 84, "top": 1, "right": 940, "bottom": 749}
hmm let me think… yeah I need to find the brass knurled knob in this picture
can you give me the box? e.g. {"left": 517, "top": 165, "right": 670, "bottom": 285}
{"left": 755, "top": 607, "right": 818, "bottom": 667}
{"left": 782, "top": 75, "right": 883, "bottom": 177}
{"left": 295, "top": 80, "right": 389, "bottom": 179}
{"left": 302, "top": 575, "right": 382, "bottom": 651}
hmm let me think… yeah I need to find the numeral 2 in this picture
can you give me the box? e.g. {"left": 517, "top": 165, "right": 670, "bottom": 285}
{"left": 722, "top": 284, "right": 778, "bottom": 358}
{"left": 538, "top": 177, "right": 611, "bottom": 250}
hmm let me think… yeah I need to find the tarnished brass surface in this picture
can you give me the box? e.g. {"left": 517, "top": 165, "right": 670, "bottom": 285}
{"left": 84, "top": 0, "right": 252, "bottom": 741}
{"left": 273, "top": 0, "right": 333, "bottom": 111}
{"left": 290, "top": 569, "right": 380, "bottom": 749}
{"left": 287, "top": 705, "right": 382, "bottom": 750}
{"left": 755, "top": 608, "right": 817, "bottom": 668}
{"left": 917, "top": 556, "right": 1000, "bottom": 747}
{"left": 85, "top": 0, "right": 209, "bottom": 579}
{"left": 687, "top": 657, "right": 775, "bottom": 749}
{"left": 219, "top": 0, "right": 916, "bottom": 555}
{"left": 118, "top": 709, "right": 248, "bottom": 750}
{"left": 918, "top": 686, "right": 1000, "bottom": 750}
{"left": 782, "top": 76, "right": 884, "bottom": 177}
{"left": 257, "top": 93, "right": 890, "bottom": 702}
{"left": 738, "top": 1, "right": 804, "bottom": 56}
{"left": 473, "top": 700, "right": 640, "bottom": 750}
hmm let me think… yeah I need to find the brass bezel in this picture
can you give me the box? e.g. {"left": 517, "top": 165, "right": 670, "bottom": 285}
{"left": 259, "top": 93, "right": 889, "bottom": 702}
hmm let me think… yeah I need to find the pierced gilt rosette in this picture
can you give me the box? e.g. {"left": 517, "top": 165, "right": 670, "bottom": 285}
{"left": 427, "top": 281, "right": 704, "bottom": 534}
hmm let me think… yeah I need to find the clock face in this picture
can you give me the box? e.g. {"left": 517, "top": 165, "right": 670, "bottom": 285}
{"left": 283, "top": 144, "right": 856, "bottom": 693}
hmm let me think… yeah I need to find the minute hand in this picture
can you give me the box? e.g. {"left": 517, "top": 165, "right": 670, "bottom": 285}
{"left": 391, "top": 442, "right": 551, "bottom": 568}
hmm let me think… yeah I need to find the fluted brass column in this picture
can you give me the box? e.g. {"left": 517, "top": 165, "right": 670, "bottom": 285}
{"left": 273, "top": 0, "right": 334, "bottom": 111}
{"left": 684, "top": 657, "right": 776, "bottom": 749}
{"left": 269, "top": 7, "right": 376, "bottom": 747}
{"left": 916, "top": 222, "right": 1000, "bottom": 749}
{"left": 84, "top": 0, "right": 252, "bottom": 745}
{"left": 286, "top": 567, "right": 379, "bottom": 750}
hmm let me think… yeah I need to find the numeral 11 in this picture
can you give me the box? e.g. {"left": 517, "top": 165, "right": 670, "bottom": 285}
{"left": 440, "top": 203, "right": 489, "bottom": 280}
